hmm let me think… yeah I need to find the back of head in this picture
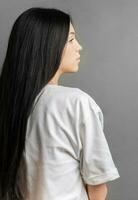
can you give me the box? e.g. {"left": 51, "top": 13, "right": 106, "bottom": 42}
{"left": 0, "top": 7, "right": 72, "bottom": 199}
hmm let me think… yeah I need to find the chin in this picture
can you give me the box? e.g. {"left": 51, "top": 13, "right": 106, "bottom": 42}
{"left": 64, "top": 64, "right": 79, "bottom": 73}
{"left": 71, "top": 65, "right": 79, "bottom": 72}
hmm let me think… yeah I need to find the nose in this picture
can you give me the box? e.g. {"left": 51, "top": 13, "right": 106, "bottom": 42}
{"left": 76, "top": 39, "right": 83, "bottom": 51}
{"left": 78, "top": 43, "right": 83, "bottom": 51}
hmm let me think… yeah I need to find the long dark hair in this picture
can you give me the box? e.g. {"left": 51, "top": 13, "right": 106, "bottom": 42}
{"left": 0, "top": 7, "right": 72, "bottom": 199}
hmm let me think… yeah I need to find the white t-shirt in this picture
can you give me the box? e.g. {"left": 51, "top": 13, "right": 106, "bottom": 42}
{"left": 25, "top": 84, "right": 120, "bottom": 200}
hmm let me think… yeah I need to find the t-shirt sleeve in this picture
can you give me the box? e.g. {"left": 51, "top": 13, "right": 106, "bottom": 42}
{"left": 78, "top": 93, "right": 120, "bottom": 185}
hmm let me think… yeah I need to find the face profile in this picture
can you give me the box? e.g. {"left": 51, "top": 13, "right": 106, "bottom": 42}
{"left": 58, "top": 22, "right": 83, "bottom": 74}
{"left": 48, "top": 21, "right": 83, "bottom": 85}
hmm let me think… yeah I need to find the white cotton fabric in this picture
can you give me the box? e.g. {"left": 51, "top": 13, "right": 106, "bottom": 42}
{"left": 24, "top": 84, "right": 120, "bottom": 200}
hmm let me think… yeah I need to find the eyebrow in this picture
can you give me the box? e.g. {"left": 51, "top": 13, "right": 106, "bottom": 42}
{"left": 69, "top": 32, "right": 76, "bottom": 35}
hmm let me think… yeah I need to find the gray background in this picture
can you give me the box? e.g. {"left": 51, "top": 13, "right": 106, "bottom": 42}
{"left": 0, "top": 0, "right": 138, "bottom": 199}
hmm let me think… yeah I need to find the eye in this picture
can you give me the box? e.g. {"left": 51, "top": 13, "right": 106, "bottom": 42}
{"left": 69, "top": 38, "right": 75, "bottom": 42}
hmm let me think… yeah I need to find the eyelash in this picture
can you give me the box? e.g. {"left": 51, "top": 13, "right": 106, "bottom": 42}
{"left": 69, "top": 38, "right": 75, "bottom": 42}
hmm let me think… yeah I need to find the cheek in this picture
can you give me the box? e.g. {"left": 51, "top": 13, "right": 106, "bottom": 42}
{"left": 62, "top": 49, "right": 74, "bottom": 64}
{"left": 67, "top": 47, "right": 76, "bottom": 61}
{"left": 59, "top": 45, "right": 77, "bottom": 70}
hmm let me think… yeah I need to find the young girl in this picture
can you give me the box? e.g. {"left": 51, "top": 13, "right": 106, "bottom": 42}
{"left": 0, "top": 7, "right": 120, "bottom": 200}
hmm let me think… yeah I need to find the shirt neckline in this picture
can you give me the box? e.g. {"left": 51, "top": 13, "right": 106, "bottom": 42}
{"left": 46, "top": 84, "right": 65, "bottom": 88}
{"left": 46, "top": 84, "right": 60, "bottom": 86}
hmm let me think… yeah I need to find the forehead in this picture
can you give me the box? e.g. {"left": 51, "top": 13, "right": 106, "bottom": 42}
{"left": 69, "top": 23, "right": 75, "bottom": 34}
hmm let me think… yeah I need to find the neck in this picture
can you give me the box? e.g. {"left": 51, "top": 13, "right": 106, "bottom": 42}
{"left": 48, "top": 69, "right": 63, "bottom": 85}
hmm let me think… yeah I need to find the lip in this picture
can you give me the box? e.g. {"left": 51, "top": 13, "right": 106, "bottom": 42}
{"left": 76, "top": 56, "right": 80, "bottom": 60}
{"left": 77, "top": 58, "right": 80, "bottom": 62}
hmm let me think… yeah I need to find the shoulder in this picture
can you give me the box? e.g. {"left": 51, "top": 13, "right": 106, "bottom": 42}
{"left": 60, "top": 85, "right": 101, "bottom": 109}
{"left": 42, "top": 85, "right": 103, "bottom": 115}
{"left": 71, "top": 87, "right": 102, "bottom": 113}
{"left": 64, "top": 86, "right": 103, "bottom": 119}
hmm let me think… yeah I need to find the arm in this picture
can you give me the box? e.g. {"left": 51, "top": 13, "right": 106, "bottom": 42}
{"left": 86, "top": 183, "right": 108, "bottom": 200}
